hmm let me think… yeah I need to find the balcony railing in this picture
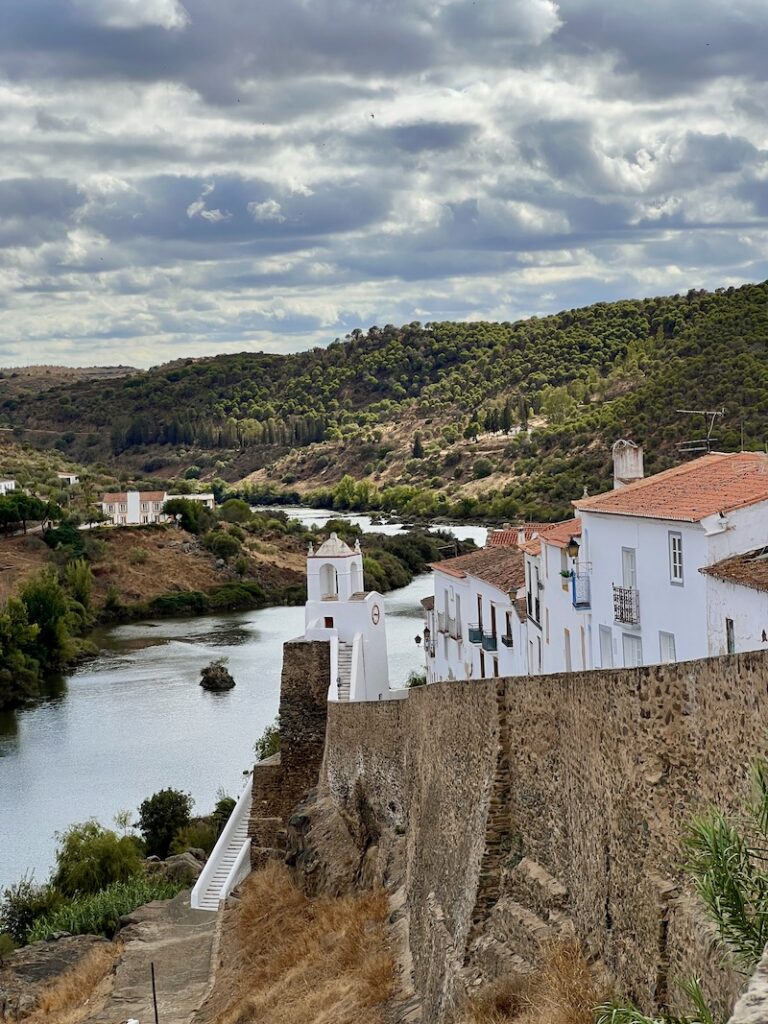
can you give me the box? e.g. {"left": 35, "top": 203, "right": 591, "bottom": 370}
{"left": 571, "top": 562, "right": 592, "bottom": 610}
{"left": 481, "top": 632, "right": 498, "bottom": 652}
{"left": 447, "top": 616, "right": 459, "bottom": 639}
{"left": 501, "top": 633, "right": 514, "bottom": 648}
{"left": 468, "top": 623, "right": 483, "bottom": 644}
{"left": 613, "top": 584, "right": 640, "bottom": 625}
{"left": 437, "top": 612, "right": 448, "bottom": 634}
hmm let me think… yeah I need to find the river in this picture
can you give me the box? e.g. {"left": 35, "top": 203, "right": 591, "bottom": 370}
{"left": 0, "top": 510, "right": 487, "bottom": 889}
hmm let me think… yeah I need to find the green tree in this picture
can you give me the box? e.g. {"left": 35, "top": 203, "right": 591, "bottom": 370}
{"left": 138, "top": 789, "right": 193, "bottom": 858}
{"left": 63, "top": 558, "right": 94, "bottom": 611}
{"left": 18, "top": 569, "right": 75, "bottom": 670}
{"left": 540, "top": 385, "right": 577, "bottom": 425}
{"left": 219, "top": 498, "right": 252, "bottom": 523}
{"left": 411, "top": 432, "right": 424, "bottom": 459}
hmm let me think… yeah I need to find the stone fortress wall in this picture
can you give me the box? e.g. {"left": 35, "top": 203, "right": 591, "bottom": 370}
{"left": 253, "top": 642, "right": 768, "bottom": 1022}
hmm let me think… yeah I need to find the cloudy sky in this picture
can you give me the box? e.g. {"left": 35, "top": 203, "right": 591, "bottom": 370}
{"left": 0, "top": 0, "right": 767, "bottom": 367}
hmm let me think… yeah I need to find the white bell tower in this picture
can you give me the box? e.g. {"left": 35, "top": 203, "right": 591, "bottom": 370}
{"left": 303, "top": 533, "right": 392, "bottom": 702}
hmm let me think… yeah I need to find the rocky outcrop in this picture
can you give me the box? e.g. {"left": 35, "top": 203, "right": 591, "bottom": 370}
{"left": 200, "top": 659, "right": 235, "bottom": 691}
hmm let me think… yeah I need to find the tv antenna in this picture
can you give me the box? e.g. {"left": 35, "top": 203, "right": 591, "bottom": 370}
{"left": 676, "top": 408, "right": 724, "bottom": 455}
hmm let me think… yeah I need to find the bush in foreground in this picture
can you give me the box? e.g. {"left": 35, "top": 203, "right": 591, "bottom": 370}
{"left": 0, "top": 876, "right": 63, "bottom": 945}
{"left": 27, "top": 875, "right": 184, "bottom": 942}
{"left": 53, "top": 820, "right": 144, "bottom": 897}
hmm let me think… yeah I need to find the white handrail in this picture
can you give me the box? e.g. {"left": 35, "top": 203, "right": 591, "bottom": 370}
{"left": 191, "top": 774, "right": 253, "bottom": 910}
{"left": 219, "top": 836, "right": 252, "bottom": 902}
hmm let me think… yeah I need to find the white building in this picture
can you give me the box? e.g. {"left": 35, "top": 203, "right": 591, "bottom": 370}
{"left": 424, "top": 546, "right": 528, "bottom": 683}
{"left": 0, "top": 479, "right": 16, "bottom": 496}
{"left": 303, "top": 533, "right": 401, "bottom": 702}
{"left": 57, "top": 472, "right": 79, "bottom": 486}
{"left": 521, "top": 518, "right": 590, "bottom": 676}
{"left": 100, "top": 490, "right": 215, "bottom": 526}
{"left": 424, "top": 444, "right": 768, "bottom": 682}
{"left": 572, "top": 448, "right": 768, "bottom": 670}
{"left": 701, "top": 549, "right": 768, "bottom": 656}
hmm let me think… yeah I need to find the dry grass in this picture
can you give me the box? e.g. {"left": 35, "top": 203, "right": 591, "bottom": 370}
{"left": 20, "top": 941, "right": 121, "bottom": 1024}
{"left": 460, "top": 941, "right": 607, "bottom": 1024}
{"left": 195, "top": 860, "right": 395, "bottom": 1024}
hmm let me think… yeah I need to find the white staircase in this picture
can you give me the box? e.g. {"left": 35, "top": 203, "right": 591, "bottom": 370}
{"left": 191, "top": 776, "right": 252, "bottom": 911}
{"left": 337, "top": 641, "right": 352, "bottom": 701}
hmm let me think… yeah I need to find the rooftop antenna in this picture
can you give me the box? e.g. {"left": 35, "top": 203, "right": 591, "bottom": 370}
{"left": 675, "top": 408, "right": 725, "bottom": 455}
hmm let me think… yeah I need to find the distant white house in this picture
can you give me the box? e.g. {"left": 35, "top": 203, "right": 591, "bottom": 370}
{"left": 424, "top": 443, "right": 768, "bottom": 682}
{"left": 303, "top": 533, "right": 402, "bottom": 701}
{"left": 100, "top": 490, "right": 215, "bottom": 526}
{"left": 57, "top": 472, "right": 79, "bottom": 486}
{"left": 0, "top": 479, "right": 16, "bottom": 496}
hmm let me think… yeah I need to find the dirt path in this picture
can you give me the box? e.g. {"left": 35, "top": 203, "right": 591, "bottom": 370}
{"left": 83, "top": 892, "right": 217, "bottom": 1024}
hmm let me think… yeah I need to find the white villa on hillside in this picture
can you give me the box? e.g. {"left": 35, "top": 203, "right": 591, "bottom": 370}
{"left": 424, "top": 442, "right": 768, "bottom": 680}
{"left": 100, "top": 490, "right": 215, "bottom": 525}
{"left": 57, "top": 472, "right": 79, "bottom": 486}
{"left": 0, "top": 479, "right": 16, "bottom": 496}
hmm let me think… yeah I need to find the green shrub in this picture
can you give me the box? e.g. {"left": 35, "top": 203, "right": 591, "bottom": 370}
{"left": 473, "top": 457, "right": 494, "bottom": 479}
{"left": 138, "top": 788, "right": 193, "bottom": 858}
{"left": 254, "top": 719, "right": 280, "bottom": 761}
{"left": 219, "top": 498, "right": 252, "bottom": 523}
{"left": 63, "top": 558, "right": 94, "bottom": 609}
{"left": 406, "top": 670, "right": 427, "bottom": 688}
{"left": 213, "top": 795, "right": 236, "bottom": 836}
{"left": 127, "top": 547, "right": 149, "bottom": 565}
{"left": 27, "top": 876, "right": 184, "bottom": 942}
{"left": 169, "top": 822, "right": 216, "bottom": 856}
{"left": 52, "top": 821, "right": 144, "bottom": 897}
{"left": 0, "top": 933, "right": 15, "bottom": 963}
{"left": 184, "top": 466, "right": 201, "bottom": 480}
{"left": 0, "top": 876, "right": 63, "bottom": 945}
{"left": 204, "top": 531, "right": 241, "bottom": 560}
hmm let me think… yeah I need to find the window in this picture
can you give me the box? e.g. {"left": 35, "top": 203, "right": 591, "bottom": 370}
{"left": 599, "top": 626, "right": 613, "bottom": 668}
{"left": 564, "top": 628, "right": 572, "bottom": 672}
{"left": 480, "top": 650, "right": 486, "bottom": 677}
{"left": 621, "top": 548, "right": 637, "bottom": 589}
{"left": 726, "top": 617, "right": 736, "bottom": 655}
{"left": 659, "top": 631, "right": 676, "bottom": 664}
{"left": 622, "top": 633, "right": 643, "bottom": 668}
{"left": 669, "top": 532, "right": 683, "bottom": 584}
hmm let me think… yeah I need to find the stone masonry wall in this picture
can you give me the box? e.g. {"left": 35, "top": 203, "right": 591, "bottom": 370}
{"left": 249, "top": 639, "right": 329, "bottom": 867}
{"left": 308, "top": 651, "right": 768, "bottom": 1022}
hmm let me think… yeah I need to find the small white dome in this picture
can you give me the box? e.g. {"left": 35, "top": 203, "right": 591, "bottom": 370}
{"left": 313, "top": 531, "right": 354, "bottom": 557}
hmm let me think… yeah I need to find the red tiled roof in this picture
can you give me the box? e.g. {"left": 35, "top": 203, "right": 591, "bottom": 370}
{"left": 519, "top": 538, "right": 541, "bottom": 556}
{"left": 573, "top": 453, "right": 768, "bottom": 523}
{"left": 700, "top": 547, "right": 768, "bottom": 593}
{"left": 488, "top": 524, "right": 555, "bottom": 547}
{"left": 101, "top": 491, "right": 167, "bottom": 503}
{"left": 430, "top": 546, "right": 525, "bottom": 593}
{"left": 540, "top": 519, "right": 583, "bottom": 549}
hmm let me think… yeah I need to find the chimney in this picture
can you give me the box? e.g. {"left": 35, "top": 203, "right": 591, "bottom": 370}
{"left": 612, "top": 439, "right": 644, "bottom": 489}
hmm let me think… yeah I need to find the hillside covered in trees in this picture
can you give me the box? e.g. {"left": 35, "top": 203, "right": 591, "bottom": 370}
{"left": 2, "top": 281, "right": 767, "bottom": 520}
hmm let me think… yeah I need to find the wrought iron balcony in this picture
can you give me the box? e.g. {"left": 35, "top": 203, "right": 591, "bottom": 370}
{"left": 501, "top": 633, "right": 514, "bottom": 648}
{"left": 571, "top": 563, "right": 592, "bottom": 610}
{"left": 481, "top": 632, "right": 498, "bottom": 652}
{"left": 468, "top": 623, "right": 482, "bottom": 644}
{"left": 613, "top": 584, "right": 640, "bottom": 625}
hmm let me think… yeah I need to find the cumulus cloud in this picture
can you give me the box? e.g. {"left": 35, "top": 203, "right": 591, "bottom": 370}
{"left": 0, "top": 0, "right": 766, "bottom": 365}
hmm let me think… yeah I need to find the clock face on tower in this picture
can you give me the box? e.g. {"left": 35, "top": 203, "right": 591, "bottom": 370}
{"left": 371, "top": 603, "right": 381, "bottom": 625}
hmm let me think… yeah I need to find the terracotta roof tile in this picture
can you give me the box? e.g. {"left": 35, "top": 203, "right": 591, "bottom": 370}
{"left": 430, "top": 546, "right": 525, "bottom": 593}
{"left": 700, "top": 547, "right": 768, "bottom": 594}
{"left": 488, "top": 524, "right": 555, "bottom": 547}
{"left": 540, "top": 519, "right": 583, "bottom": 549}
{"left": 101, "top": 491, "right": 167, "bottom": 503}
{"left": 573, "top": 453, "right": 768, "bottom": 522}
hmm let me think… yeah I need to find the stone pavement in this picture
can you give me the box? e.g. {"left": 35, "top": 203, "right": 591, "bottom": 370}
{"left": 84, "top": 891, "right": 217, "bottom": 1024}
